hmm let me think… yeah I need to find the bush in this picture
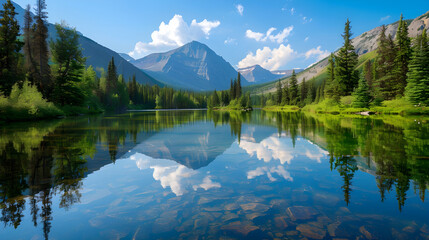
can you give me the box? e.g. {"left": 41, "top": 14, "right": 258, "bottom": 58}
{"left": 0, "top": 81, "right": 63, "bottom": 121}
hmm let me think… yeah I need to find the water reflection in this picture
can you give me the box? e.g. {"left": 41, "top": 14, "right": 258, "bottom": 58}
{"left": 0, "top": 110, "right": 428, "bottom": 239}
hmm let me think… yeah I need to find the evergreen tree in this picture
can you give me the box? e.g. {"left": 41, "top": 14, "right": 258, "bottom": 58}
{"left": 0, "top": 0, "right": 23, "bottom": 96}
{"left": 236, "top": 73, "right": 242, "bottom": 99}
{"left": 282, "top": 81, "right": 289, "bottom": 105}
{"left": 289, "top": 70, "right": 298, "bottom": 104}
{"left": 212, "top": 90, "right": 220, "bottom": 107}
{"left": 352, "top": 75, "right": 371, "bottom": 108}
{"left": 50, "top": 23, "right": 85, "bottom": 106}
{"left": 106, "top": 57, "right": 117, "bottom": 95}
{"left": 393, "top": 14, "right": 412, "bottom": 97}
{"left": 276, "top": 79, "right": 282, "bottom": 105}
{"left": 230, "top": 79, "right": 235, "bottom": 100}
{"left": 23, "top": 4, "right": 36, "bottom": 82}
{"left": 376, "top": 25, "right": 397, "bottom": 100}
{"left": 335, "top": 19, "right": 359, "bottom": 96}
{"left": 315, "top": 85, "right": 321, "bottom": 103}
{"left": 305, "top": 80, "right": 314, "bottom": 104}
{"left": 33, "top": 0, "right": 51, "bottom": 98}
{"left": 325, "top": 53, "right": 336, "bottom": 98}
{"left": 300, "top": 78, "right": 307, "bottom": 104}
{"left": 405, "top": 29, "right": 429, "bottom": 105}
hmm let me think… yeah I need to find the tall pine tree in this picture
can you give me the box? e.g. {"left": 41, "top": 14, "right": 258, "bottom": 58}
{"left": 33, "top": 0, "right": 51, "bottom": 98}
{"left": 335, "top": 19, "right": 359, "bottom": 96}
{"left": 352, "top": 75, "right": 371, "bottom": 108}
{"left": 324, "top": 53, "right": 336, "bottom": 98}
{"left": 289, "top": 70, "right": 298, "bottom": 105}
{"left": 393, "top": 14, "right": 412, "bottom": 97}
{"left": 276, "top": 79, "right": 282, "bottom": 105}
{"left": 405, "top": 29, "right": 429, "bottom": 105}
{"left": 0, "top": 0, "right": 23, "bottom": 96}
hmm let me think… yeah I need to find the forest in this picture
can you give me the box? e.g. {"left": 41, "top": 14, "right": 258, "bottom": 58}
{"left": 0, "top": 0, "right": 209, "bottom": 121}
{"left": 253, "top": 16, "right": 429, "bottom": 115}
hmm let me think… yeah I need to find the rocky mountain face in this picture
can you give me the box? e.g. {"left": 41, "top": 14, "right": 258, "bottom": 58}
{"left": 238, "top": 65, "right": 280, "bottom": 84}
{"left": 119, "top": 53, "right": 135, "bottom": 62}
{"left": 130, "top": 41, "right": 248, "bottom": 91}
{"left": 5, "top": 0, "right": 160, "bottom": 86}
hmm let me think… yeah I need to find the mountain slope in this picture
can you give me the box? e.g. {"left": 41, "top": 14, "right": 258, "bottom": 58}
{"left": 251, "top": 11, "right": 429, "bottom": 94}
{"left": 131, "top": 41, "right": 248, "bottom": 91}
{"left": 6, "top": 0, "right": 160, "bottom": 86}
{"left": 238, "top": 65, "right": 280, "bottom": 84}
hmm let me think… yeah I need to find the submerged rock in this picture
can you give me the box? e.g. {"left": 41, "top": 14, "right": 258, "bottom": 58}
{"left": 287, "top": 206, "right": 318, "bottom": 221}
{"left": 221, "top": 221, "right": 260, "bottom": 236}
{"left": 240, "top": 203, "right": 270, "bottom": 212}
{"left": 296, "top": 223, "right": 326, "bottom": 239}
{"left": 274, "top": 216, "right": 289, "bottom": 229}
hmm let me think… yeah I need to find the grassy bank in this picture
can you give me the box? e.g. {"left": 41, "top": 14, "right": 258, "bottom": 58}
{"left": 302, "top": 98, "right": 429, "bottom": 116}
{"left": 262, "top": 105, "right": 300, "bottom": 112}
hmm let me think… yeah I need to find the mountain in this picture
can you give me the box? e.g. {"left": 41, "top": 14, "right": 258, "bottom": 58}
{"left": 252, "top": 11, "right": 429, "bottom": 94}
{"left": 5, "top": 0, "right": 160, "bottom": 86}
{"left": 119, "top": 53, "right": 135, "bottom": 62}
{"left": 130, "top": 41, "right": 248, "bottom": 91}
{"left": 238, "top": 65, "right": 280, "bottom": 84}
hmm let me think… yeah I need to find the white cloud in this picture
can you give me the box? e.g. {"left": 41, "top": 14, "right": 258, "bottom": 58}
{"left": 304, "top": 36, "right": 309, "bottom": 42}
{"left": 129, "top": 15, "right": 220, "bottom": 58}
{"left": 237, "top": 44, "right": 297, "bottom": 71}
{"left": 380, "top": 15, "right": 390, "bottom": 22}
{"left": 224, "top": 38, "right": 237, "bottom": 45}
{"left": 305, "top": 46, "right": 330, "bottom": 61}
{"left": 303, "top": 16, "right": 313, "bottom": 24}
{"left": 246, "top": 26, "right": 293, "bottom": 43}
{"left": 236, "top": 4, "right": 244, "bottom": 16}
{"left": 290, "top": 8, "right": 295, "bottom": 15}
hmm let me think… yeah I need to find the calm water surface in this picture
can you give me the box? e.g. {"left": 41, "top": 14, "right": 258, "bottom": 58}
{"left": 0, "top": 110, "right": 428, "bottom": 239}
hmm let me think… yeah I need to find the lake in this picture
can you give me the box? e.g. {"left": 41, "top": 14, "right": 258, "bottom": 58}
{"left": 0, "top": 110, "right": 428, "bottom": 239}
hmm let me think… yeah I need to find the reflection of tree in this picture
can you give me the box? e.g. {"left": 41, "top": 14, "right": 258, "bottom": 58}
{"left": 330, "top": 156, "right": 358, "bottom": 205}
{"left": 0, "top": 142, "right": 28, "bottom": 228}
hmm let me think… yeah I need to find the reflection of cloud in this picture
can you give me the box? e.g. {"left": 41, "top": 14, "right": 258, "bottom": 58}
{"left": 247, "top": 166, "right": 293, "bottom": 182}
{"left": 240, "top": 136, "right": 294, "bottom": 164}
{"left": 239, "top": 135, "right": 328, "bottom": 165}
{"left": 130, "top": 153, "right": 221, "bottom": 196}
{"left": 193, "top": 176, "right": 221, "bottom": 191}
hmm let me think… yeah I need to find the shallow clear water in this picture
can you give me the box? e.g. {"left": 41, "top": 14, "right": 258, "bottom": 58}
{"left": 0, "top": 110, "right": 428, "bottom": 239}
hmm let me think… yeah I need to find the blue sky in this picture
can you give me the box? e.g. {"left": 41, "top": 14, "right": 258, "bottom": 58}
{"left": 11, "top": 0, "right": 429, "bottom": 70}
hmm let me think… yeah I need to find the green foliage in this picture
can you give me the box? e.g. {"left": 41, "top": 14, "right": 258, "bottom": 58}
{"left": 405, "top": 29, "right": 429, "bottom": 105}
{"left": 375, "top": 25, "right": 396, "bottom": 100}
{"left": 50, "top": 23, "right": 86, "bottom": 106}
{"left": 352, "top": 76, "right": 371, "bottom": 108}
{"left": 335, "top": 19, "right": 359, "bottom": 96}
{"left": 289, "top": 70, "right": 298, "bottom": 104}
{"left": 276, "top": 79, "right": 282, "bottom": 105}
{"left": 0, "top": 0, "right": 23, "bottom": 96}
{"left": 393, "top": 14, "right": 412, "bottom": 97}
{"left": 0, "top": 81, "right": 63, "bottom": 121}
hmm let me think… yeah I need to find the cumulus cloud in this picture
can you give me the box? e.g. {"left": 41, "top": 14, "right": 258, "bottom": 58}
{"left": 237, "top": 44, "right": 297, "bottom": 71}
{"left": 305, "top": 46, "right": 330, "bottom": 61}
{"left": 245, "top": 26, "right": 293, "bottom": 43}
{"left": 129, "top": 15, "right": 220, "bottom": 58}
{"left": 236, "top": 4, "right": 244, "bottom": 16}
{"left": 193, "top": 176, "right": 221, "bottom": 191}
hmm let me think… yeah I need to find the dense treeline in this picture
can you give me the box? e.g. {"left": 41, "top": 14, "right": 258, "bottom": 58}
{"left": 207, "top": 72, "right": 252, "bottom": 110}
{"left": 263, "top": 15, "right": 429, "bottom": 110}
{"left": 0, "top": 0, "right": 208, "bottom": 121}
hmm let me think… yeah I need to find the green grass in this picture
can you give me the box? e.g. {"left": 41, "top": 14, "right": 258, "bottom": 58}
{"left": 262, "top": 105, "right": 300, "bottom": 112}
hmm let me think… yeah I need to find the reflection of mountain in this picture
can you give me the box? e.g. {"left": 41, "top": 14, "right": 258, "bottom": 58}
{"left": 129, "top": 122, "right": 237, "bottom": 169}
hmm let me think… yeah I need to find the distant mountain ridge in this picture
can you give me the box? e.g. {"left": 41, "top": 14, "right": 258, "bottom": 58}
{"left": 238, "top": 65, "right": 303, "bottom": 84}
{"left": 130, "top": 41, "right": 249, "bottom": 91}
{"left": 6, "top": 0, "right": 160, "bottom": 86}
